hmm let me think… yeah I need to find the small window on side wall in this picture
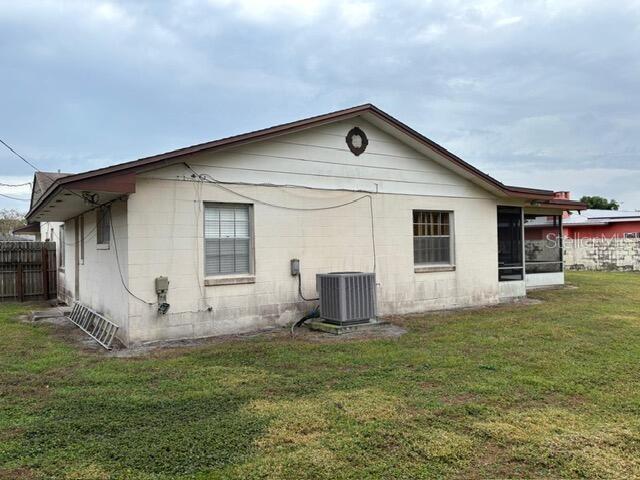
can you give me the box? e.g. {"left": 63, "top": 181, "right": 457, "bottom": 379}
{"left": 413, "top": 210, "right": 453, "bottom": 265}
{"left": 97, "top": 206, "right": 111, "bottom": 246}
{"left": 59, "top": 225, "right": 65, "bottom": 268}
{"left": 79, "top": 215, "right": 84, "bottom": 263}
{"left": 204, "top": 203, "right": 252, "bottom": 276}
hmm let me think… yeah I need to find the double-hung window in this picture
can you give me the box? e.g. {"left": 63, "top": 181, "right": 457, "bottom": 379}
{"left": 413, "top": 210, "right": 453, "bottom": 266}
{"left": 204, "top": 204, "right": 252, "bottom": 276}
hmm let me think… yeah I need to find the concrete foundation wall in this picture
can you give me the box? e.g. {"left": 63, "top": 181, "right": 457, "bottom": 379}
{"left": 498, "top": 280, "right": 526, "bottom": 300}
{"left": 565, "top": 238, "right": 640, "bottom": 271}
{"left": 526, "top": 272, "right": 564, "bottom": 288}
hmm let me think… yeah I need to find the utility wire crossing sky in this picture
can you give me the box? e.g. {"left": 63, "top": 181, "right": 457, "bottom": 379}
{"left": 1, "top": 0, "right": 639, "bottom": 210}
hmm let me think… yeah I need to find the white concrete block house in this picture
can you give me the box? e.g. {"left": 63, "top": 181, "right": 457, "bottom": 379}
{"left": 25, "top": 105, "right": 585, "bottom": 346}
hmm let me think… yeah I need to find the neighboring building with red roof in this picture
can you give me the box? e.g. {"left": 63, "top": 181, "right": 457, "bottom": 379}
{"left": 563, "top": 209, "right": 640, "bottom": 239}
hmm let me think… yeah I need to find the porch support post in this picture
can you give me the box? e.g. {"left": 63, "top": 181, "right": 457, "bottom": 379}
{"left": 521, "top": 207, "right": 526, "bottom": 279}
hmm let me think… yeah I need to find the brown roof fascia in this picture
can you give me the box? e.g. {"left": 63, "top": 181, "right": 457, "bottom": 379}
{"left": 64, "top": 172, "right": 137, "bottom": 195}
{"left": 12, "top": 222, "right": 41, "bottom": 235}
{"left": 362, "top": 106, "right": 559, "bottom": 199}
{"left": 543, "top": 199, "right": 588, "bottom": 210}
{"left": 27, "top": 103, "right": 568, "bottom": 218}
{"left": 27, "top": 105, "right": 370, "bottom": 218}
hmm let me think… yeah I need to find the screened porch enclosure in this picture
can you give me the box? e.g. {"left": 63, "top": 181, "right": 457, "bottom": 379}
{"left": 497, "top": 206, "right": 524, "bottom": 281}
{"left": 524, "top": 214, "right": 563, "bottom": 274}
{"left": 497, "top": 206, "right": 565, "bottom": 283}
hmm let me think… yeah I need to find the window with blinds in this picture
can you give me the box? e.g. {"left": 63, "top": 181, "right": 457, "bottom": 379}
{"left": 204, "top": 204, "right": 252, "bottom": 276}
{"left": 413, "top": 211, "right": 453, "bottom": 265}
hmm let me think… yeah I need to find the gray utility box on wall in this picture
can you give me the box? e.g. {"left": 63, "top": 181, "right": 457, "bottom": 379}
{"left": 316, "top": 272, "right": 377, "bottom": 325}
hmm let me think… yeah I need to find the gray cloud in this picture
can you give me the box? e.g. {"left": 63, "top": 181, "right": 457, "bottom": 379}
{"left": 1, "top": 0, "right": 639, "bottom": 209}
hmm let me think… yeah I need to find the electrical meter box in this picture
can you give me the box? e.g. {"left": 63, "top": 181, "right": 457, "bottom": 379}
{"left": 155, "top": 276, "right": 169, "bottom": 295}
{"left": 290, "top": 258, "right": 300, "bottom": 276}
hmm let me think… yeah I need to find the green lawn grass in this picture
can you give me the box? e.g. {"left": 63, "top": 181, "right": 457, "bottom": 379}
{"left": 1, "top": 272, "right": 640, "bottom": 479}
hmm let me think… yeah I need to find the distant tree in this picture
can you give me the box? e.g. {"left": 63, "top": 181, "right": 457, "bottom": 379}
{"left": 579, "top": 196, "right": 620, "bottom": 210}
{"left": 0, "top": 208, "right": 27, "bottom": 237}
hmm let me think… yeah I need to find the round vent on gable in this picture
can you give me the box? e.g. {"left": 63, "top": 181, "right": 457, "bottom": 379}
{"left": 346, "top": 127, "right": 368, "bottom": 156}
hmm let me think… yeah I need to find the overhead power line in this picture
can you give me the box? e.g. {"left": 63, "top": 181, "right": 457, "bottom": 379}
{"left": 0, "top": 192, "right": 29, "bottom": 201}
{"left": 0, "top": 138, "right": 40, "bottom": 171}
{"left": 0, "top": 181, "right": 31, "bottom": 187}
{"left": 0, "top": 137, "right": 90, "bottom": 205}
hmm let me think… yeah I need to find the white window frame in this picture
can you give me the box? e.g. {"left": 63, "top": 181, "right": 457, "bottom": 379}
{"left": 203, "top": 203, "right": 254, "bottom": 279}
{"left": 413, "top": 210, "right": 455, "bottom": 272}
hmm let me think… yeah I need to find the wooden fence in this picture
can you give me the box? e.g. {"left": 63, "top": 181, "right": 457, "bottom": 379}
{"left": 0, "top": 242, "right": 57, "bottom": 302}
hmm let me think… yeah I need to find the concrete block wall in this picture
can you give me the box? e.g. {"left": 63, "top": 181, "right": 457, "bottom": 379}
{"left": 52, "top": 117, "right": 567, "bottom": 346}
{"left": 565, "top": 238, "right": 640, "bottom": 271}
{"left": 54, "top": 202, "right": 131, "bottom": 345}
{"left": 525, "top": 239, "right": 561, "bottom": 263}
{"left": 123, "top": 177, "right": 503, "bottom": 345}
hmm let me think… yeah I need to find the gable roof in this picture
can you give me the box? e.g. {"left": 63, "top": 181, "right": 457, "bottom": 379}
{"left": 30, "top": 171, "right": 71, "bottom": 208}
{"left": 26, "top": 104, "right": 585, "bottom": 220}
{"left": 12, "top": 222, "right": 40, "bottom": 235}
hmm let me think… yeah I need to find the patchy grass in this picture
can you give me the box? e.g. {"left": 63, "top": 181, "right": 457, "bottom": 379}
{"left": 1, "top": 272, "right": 640, "bottom": 479}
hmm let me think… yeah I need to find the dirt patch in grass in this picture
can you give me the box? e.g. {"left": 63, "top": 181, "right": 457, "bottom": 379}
{"left": 26, "top": 313, "right": 111, "bottom": 355}
{"left": 18, "top": 309, "right": 407, "bottom": 358}
{"left": 107, "top": 323, "right": 406, "bottom": 358}
{"left": 441, "top": 392, "right": 480, "bottom": 405}
{"left": 0, "top": 468, "right": 36, "bottom": 480}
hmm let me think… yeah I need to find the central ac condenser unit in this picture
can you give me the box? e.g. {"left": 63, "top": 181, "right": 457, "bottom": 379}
{"left": 316, "top": 272, "right": 377, "bottom": 325}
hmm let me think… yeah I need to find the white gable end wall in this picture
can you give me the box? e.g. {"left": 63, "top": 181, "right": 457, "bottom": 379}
{"left": 155, "top": 119, "right": 494, "bottom": 199}
{"left": 119, "top": 118, "right": 504, "bottom": 345}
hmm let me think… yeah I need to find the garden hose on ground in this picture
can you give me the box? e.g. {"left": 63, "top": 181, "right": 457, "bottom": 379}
{"left": 290, "top": 305, "right": 320, "bottom": 336}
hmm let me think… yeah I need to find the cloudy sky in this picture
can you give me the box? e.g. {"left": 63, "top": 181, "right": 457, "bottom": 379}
{"left": 1, "top": 0, "right": 639, "bottom": 210}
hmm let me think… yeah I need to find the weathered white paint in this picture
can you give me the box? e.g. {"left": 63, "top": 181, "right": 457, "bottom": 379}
{"left": 498, "top": 280, "right": 526, "bottom": 300}
{"left": 154, "top": 119, "right": 494, "bottom": 200}
{"left": 50, "top": 203, "right": 131, "bottom": 344}
{"left": 526, "top": 272, "right": 564, "bottom": 288}
{"left": 53, "top": 116, "right": 565, "bottom": 345}
{"left": 123, "top": 179, "right": 501, "bottom": 344}
{"left": 76, "top": 202, "right": 130, "bottom": 341}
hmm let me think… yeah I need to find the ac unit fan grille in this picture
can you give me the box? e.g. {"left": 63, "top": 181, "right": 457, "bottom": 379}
{"left": 316, "top": 272, "right": 376, "bottom": 325}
